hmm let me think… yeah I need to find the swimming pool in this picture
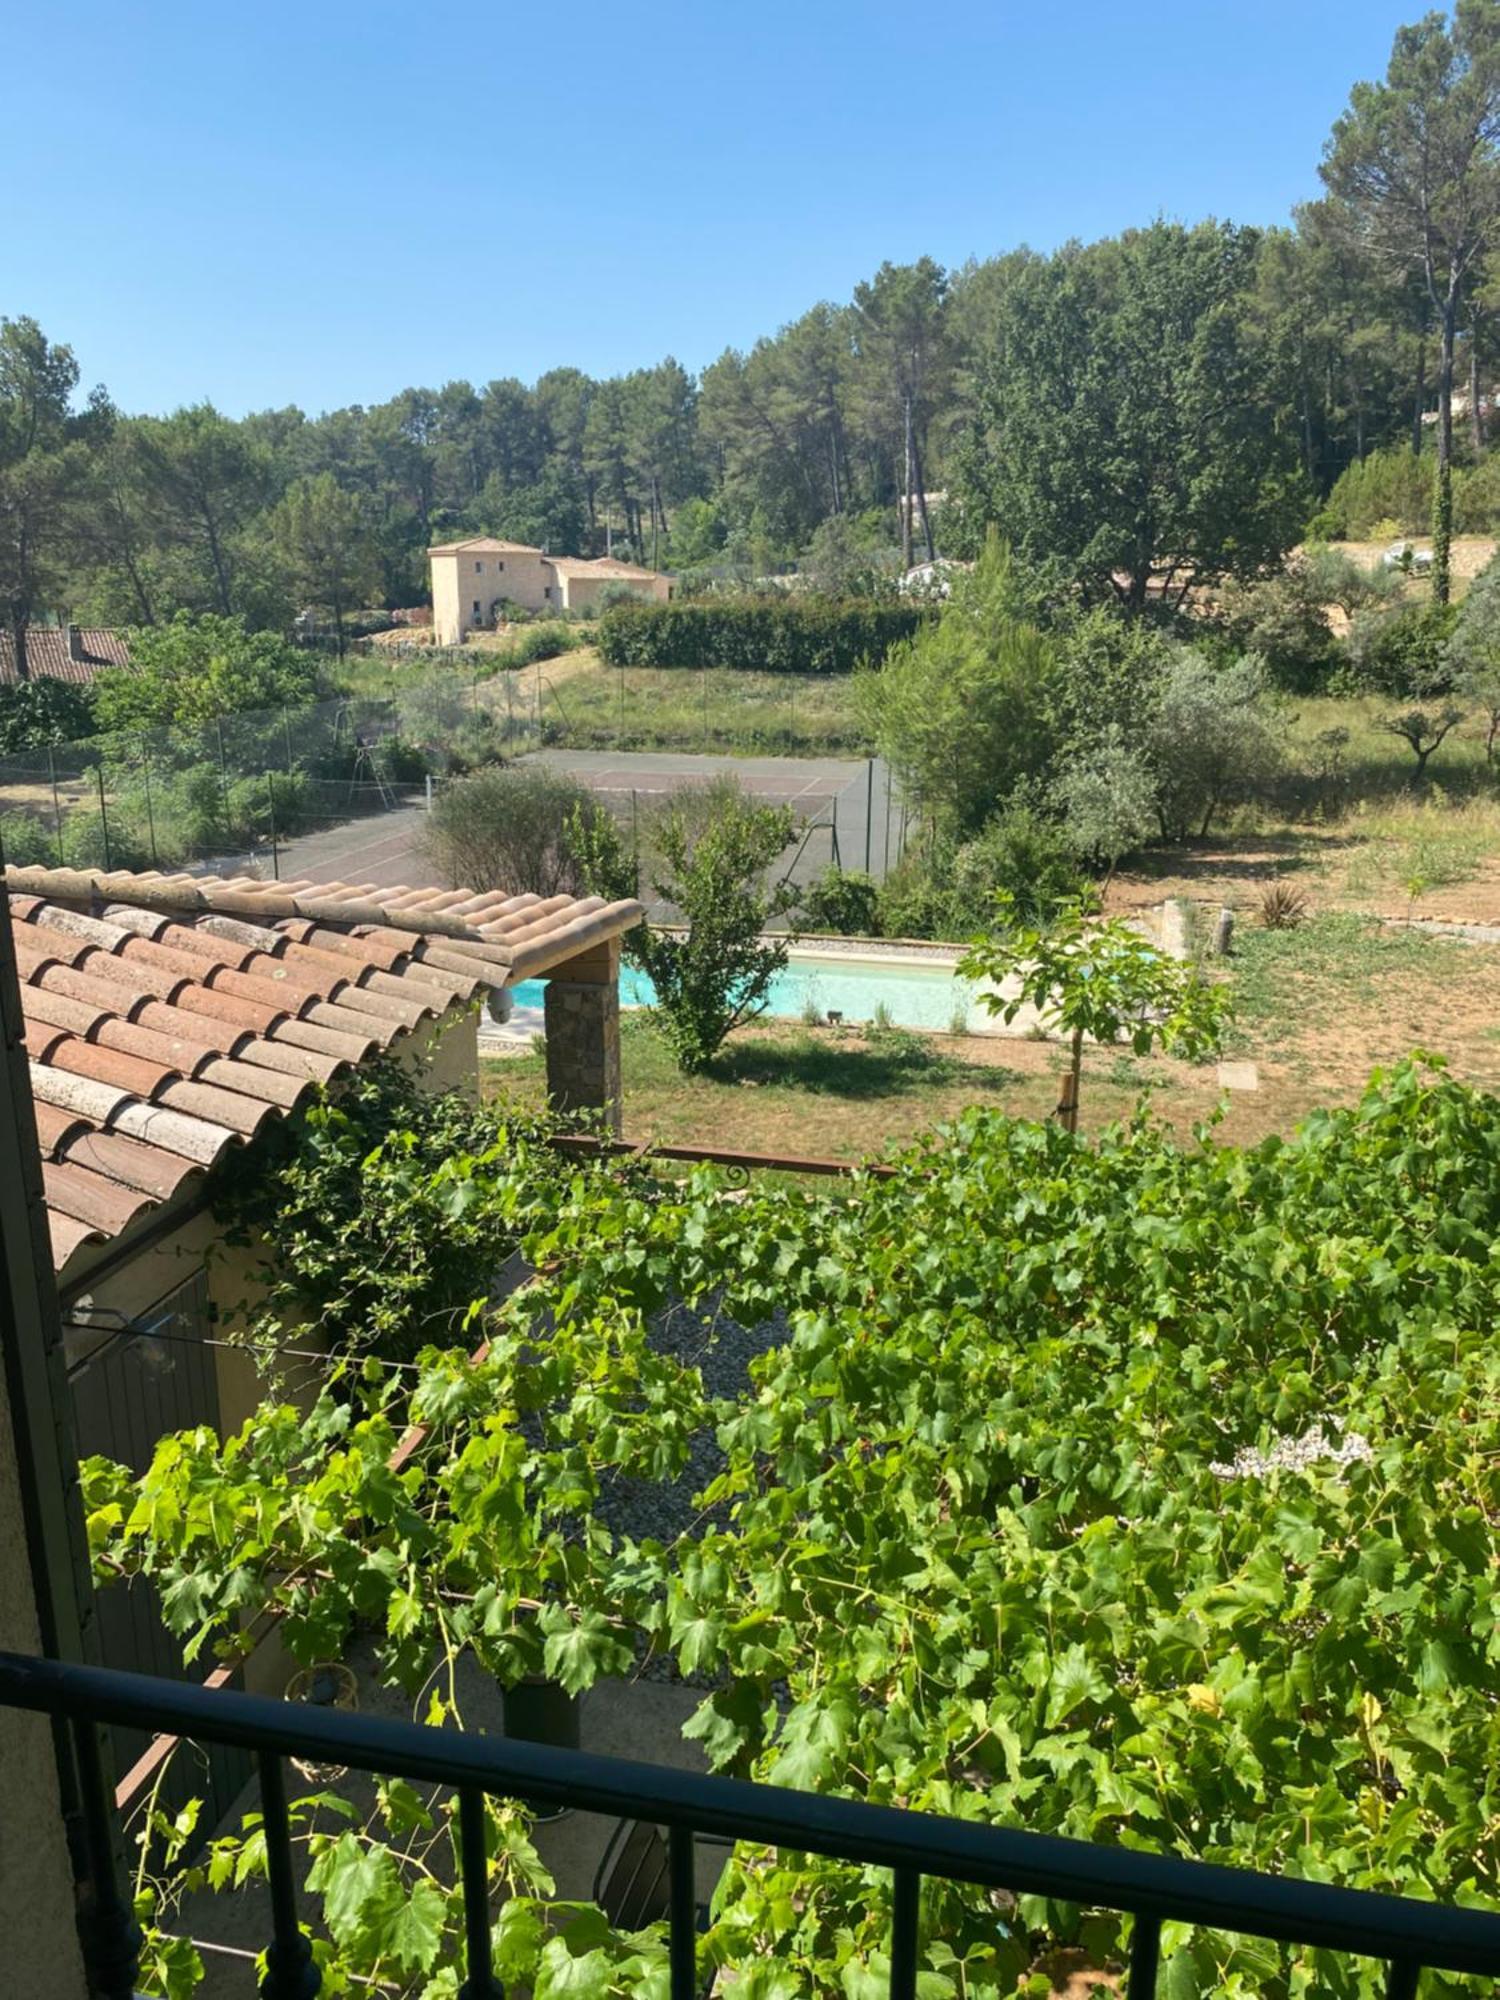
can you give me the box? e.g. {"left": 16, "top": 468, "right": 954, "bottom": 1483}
{"left": 509, "top": 950, "right": 981, "bottom": 1033}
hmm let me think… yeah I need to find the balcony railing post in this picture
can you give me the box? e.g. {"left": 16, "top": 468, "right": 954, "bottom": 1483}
{"left": 669, "top": 1824, "right": 696, "bottom": 1998}
{"left": 1129, "top": 1912, "right": 1161, "bottom": 1994}
{"left": 257, "top": 1750, "right": 319, "bottom": 1999}
{"left": 69, "top": 1715, "right": 140, "bottom": 2000}
{"left": 1386, "top": 1960, "right": 1421, "bottom": 2000}
{"left": 889, "top": 1864, "right": 920, "bottom": 2000}
{"left": 456, "top": 1785, "right": 500, "bottom": 1998}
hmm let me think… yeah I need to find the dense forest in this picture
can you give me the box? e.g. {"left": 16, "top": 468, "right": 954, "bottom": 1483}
{"left": 3, "top": 2, "right": 1500, "bottom": 673}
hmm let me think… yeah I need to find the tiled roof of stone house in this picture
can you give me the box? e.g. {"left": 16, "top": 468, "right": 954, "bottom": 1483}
{"left": 6, "top": 867, "right": 642, "bottom": 1272}
{"left": 0, "top": 627, "right": 131, "bottom": 687}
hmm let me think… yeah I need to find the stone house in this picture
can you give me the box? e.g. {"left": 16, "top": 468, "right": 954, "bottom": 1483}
{"left": 427, "top": 537, "right": 672, "bottom": 643}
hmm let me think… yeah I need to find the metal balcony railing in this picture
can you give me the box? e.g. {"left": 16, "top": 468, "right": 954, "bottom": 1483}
{"left": 5, "top": 1650, "right": 1500, "bottom": 2000}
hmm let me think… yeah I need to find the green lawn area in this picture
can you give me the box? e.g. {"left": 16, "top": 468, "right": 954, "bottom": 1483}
{"left": 485, "top": 915, "right": 1500, "bottom": 1161}
{"left": 538, "top": 662, "right": 871, "bottom": 756}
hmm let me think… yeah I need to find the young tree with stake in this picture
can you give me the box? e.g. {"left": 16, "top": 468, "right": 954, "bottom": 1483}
{"left": 958, "top": 893, "right": 1230, "bottom": 1131}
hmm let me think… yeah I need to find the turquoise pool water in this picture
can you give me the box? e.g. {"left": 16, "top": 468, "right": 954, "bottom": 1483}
{"left": 509, "top": 953, "right": 978, "bottom": 1033}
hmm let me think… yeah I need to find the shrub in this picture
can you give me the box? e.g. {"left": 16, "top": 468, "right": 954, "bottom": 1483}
{"left": 93, "top": 612, "right": 320, "bottom": 731}
{"left": 1144, "top": 653, "right": 1281, "bottom": 841}
{"left": 597, "top": 597, "right": 925, "bottom": 675}
{"left": 1052, "top": 726, "right": 1158, "bottom": 869}
{"left": 872, "top": 806, "right": 1085, "bottom": 942}
{"left": 0, "top": 677, "right": 96, "bottom": 753}
{"left": 629, "top": 776, "right": 799, "bottom": 1072}
{"left": 496, "top": 622, "right": 576, "bottom": 668}
{"left": 374, "top": 735, "right": 431, "bottom": 785}
{"left": 951, "top": 804, "right": 1083, "bottom": 928}
{"left": 798, "top": 868, "right": 882, "bottom": 936}
{"left": 1323, "top": 446, "right": 1434, "bottom": 539}
{"left": 1342, "top": 600, "right": 1457, "bottom": 697}
{"left": 857, "top": 543, "right": 1061, "bottom": 839}
{"left": 0, "top": 810, "right": 62, "bottom": 867}
{"left": 422, "top": 765, "right": 618, "bottom": 898}
{"left": 874, "top": 859, "right": 962, "bottom": 941}
{"left": 1445, "top": 552, "right": 1500, "bottom": 761}
{"left": 1048, "top": 606, "right": 1175, "bottom": 745}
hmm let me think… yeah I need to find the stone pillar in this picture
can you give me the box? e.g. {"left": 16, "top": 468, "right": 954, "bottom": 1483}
{"left": 543, "top": 937, "right": 622, "bottom": 1134}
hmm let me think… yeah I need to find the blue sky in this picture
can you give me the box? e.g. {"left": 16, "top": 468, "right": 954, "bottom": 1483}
{"left": 5, "top": 1, "right": 1416, "bottom": 418}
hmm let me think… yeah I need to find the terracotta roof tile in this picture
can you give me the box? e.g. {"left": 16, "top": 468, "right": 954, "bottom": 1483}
{"left": 7, "top": 864, "right": 643, "bottom": 1271}
{"left": 43, "top": 1161, "right": 155, "bottom": 1235}
{"left": 0, "top": 627, "right": 131, "bottom": 687}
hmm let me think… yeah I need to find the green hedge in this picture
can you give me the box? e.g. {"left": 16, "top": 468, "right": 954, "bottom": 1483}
{"left": 597, "top": 597, "right": 927, "bottom": 674}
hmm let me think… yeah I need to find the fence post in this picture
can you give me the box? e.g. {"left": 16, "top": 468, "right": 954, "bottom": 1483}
{"left": 48, "top": 748, "right": 63, "bottom": 866}
{"left": 95, "top": 764, "right": 112, "bottom": 872}
{"left": 702, "top": 665, "right": 709, "bottom": 750}
{"left": 215, "top": 716, "right": 231, "bottom": 849}
{"left": 282, "top": 709, "right": 295, "bottom": 774}
{"left": 266, "top": 770, "right": 279, "bottom": 880}
{"left": 140, "top": 738, "right": 158, "bottom": 869}
{"left": 884, "top": 763, "right": 893, "bottom": 877}
{"left": 864, "top": 757, "right": 874, "bottom": 874}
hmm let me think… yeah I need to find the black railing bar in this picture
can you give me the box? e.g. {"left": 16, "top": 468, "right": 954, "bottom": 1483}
{"left": 889, "top": 1865, "right": 919, "bottom": 2000}
{"left": 257, "top": 1750, "right": 318, "bottom": 2000}
{"left": 1387, "top": 1961, "right": 1421, "bottom": 2000}
{"left": 6, "top": 1654, "right": 1498, "bottom": 1978}
{"left": 456, "top": 1785, "right": 496, "bottom": 1998}
{"left": 668, "top": 1826, "right": 696, "bottom": 2000}
{"left": 1130, "top": 1912, "right": 1162, "bottom": 1995}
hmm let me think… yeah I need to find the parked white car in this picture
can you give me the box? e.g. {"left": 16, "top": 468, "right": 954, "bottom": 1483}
{"left": 1381, "top": 540, "right": 1433, "bottom": 571}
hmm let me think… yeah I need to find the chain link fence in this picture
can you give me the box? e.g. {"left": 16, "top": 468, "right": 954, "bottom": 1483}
{"left": 0, "top": 664, "right": 551, "bottom": 883}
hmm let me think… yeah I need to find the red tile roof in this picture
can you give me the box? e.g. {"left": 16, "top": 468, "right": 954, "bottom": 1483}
{"left": 7, "top": 867, "right": 643, "bottom": 1273}
{"left": 0, "top": 627, "right": 131, "bottom": 687}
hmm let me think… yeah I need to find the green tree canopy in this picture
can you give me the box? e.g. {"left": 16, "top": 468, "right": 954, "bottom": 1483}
{"left": 0, "top": 317, "right": 106, "bottom": 678}
{"left": 1321, "top": 0, "right": 1500, "bottom": 603}
{"left": 856, "top": 539, "right": 1060, "bottom": 838}
{"left": 269, "top": 471, "right": 379, "bottom": 654}
{"left": 953, "top": 221, "right": 1308, "bottom": 613}
{"left": 93, "top": 611, "right": 319, "bottom": 730}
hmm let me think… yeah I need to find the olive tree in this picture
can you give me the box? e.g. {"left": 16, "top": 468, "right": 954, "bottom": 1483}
{"left": 1144, "top": 653, "right": 1282, "bottom": 841}
{"left": 422, "top": 765, "right": 618, "bottom": 898}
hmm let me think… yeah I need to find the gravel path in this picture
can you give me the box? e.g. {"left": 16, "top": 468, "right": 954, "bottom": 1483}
{"left": 591, "top": 1295, "right": 789, "bottom": 1550}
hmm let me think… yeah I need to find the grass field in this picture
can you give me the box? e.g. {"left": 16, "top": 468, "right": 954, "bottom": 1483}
{"left": 537, "top": 661, "right": 871, "bottom": 756}
{"left": 1109, "top": 694, "right": 1500, "bottom": 924}
{"left": 485, "top": 914, "right": 1500, "bottom": 1161}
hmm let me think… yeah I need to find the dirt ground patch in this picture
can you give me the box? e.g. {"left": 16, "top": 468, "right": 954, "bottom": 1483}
{"left": 1293, "top": 532, "right": 1497, "bottom": 599}
{"left": 1105, "top": 832, "right": 1500, "bottom": 926}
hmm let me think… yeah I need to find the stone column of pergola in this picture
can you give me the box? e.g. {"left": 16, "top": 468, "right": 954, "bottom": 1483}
{"left": 542, "top": 936, "right": 623, "bottom": 1134}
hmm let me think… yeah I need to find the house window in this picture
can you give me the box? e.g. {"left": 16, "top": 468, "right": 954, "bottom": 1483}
{"left": 497, "top": 561, "right": 505, "bottom": 572}
{"left": 543, "top": 586, "right": 552, "bottom": 599}
{"left": 472, "top": 600, "right": 481, "bottom": 619}
{"left": 475, "top": 561, "right": 483, "bottom": 573}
